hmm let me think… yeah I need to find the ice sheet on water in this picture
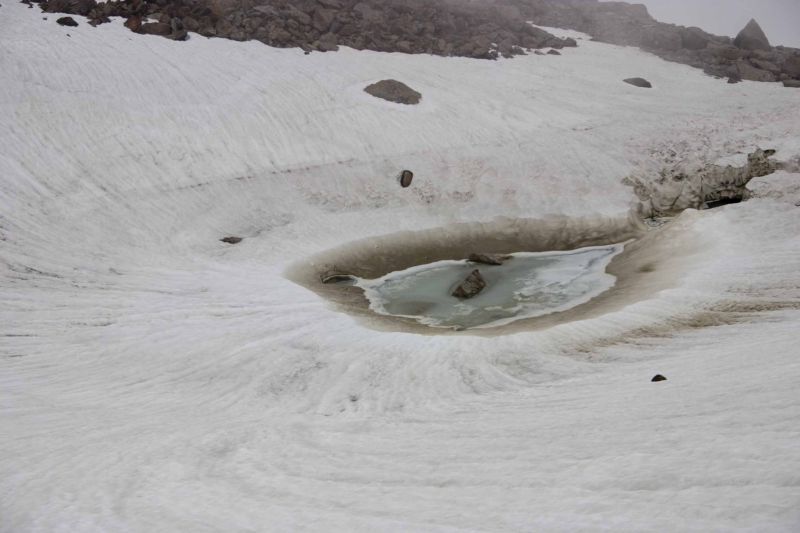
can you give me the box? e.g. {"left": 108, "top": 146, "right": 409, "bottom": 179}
{"left": 356, "top": 244, "right": 625, "bottom": 329}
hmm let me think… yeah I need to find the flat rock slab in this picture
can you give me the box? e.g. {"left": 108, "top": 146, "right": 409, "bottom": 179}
{"left": 623, "top": 77, "right": 652, "bottom": 88}
{"left": 467, "top": 253, "right": 512, "bottom": 266}
{"left": 364, "top": 80, "right": 422, "bottom": 105}
{"left": 451, "top": 269, "right": 486, "bottom": 299}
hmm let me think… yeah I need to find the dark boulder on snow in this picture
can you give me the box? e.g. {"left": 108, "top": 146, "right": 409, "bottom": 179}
{"left": 651, "top": 374, "right": 667, "bottom": 382}
{"left": 452, "top": 269, "right": 486, "bottom": 299}
{"left": 623, "top": 77, "right": 652, "bottom": 88}
{"left": 398, "top": 170, "right": 414, "bottom": 188}
{"left": 783, "top": 79, "right": 800, "bottom": 88}
{"left": 547, "top": 49, "right": 561, "bottom": 55}
{"left": 364, "top": 80, "right": 421, "bottom": 105}
{"left": 733, "top": 19, "right": 771, "bottom": 51}
{"left": 220, "top": 236, "right": 243, "bottom": 244}
{"left": 56, "top": 15, "right": 77, "bottom": 26}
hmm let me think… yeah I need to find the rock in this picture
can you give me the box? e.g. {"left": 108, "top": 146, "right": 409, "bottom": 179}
{"left": 317, "top": 32, "right": 338, "bottom": 52}
{"left": 727, "top": 74, "right": 742, "bottom": 84}
{"left": 733, "top": 19, "right": 771, "bottom": 51}
{"left": 784, "top": 56, "right": 800, "bottom": 79}
{"left": 56, "top": 15, "right": 77, "bottom": 26}
{"left": 452, "top": 269, "right": 486, "bottom": 299}
{"left": 651, "top": 374, "right": 667, "bottom": 382}
{"left": 45, "top": 0, "right": 95, "bottom": 16}
{"left": 681, "top": 27, "right": 709, "bottom": 50}
{"left": 220, "top": 236, "right": 243, "bottom": 244}
{"left": 398, "top": 170, "right": 413, "bottom": 188}
{"left": 467, "top": 253, "right": 512, "bottom": 266}
{"left": 737, "top": 59, "right": 776, "bottom": 82}
{"left": 140, "top": 22, "right": 171, "bottom": 36}
{"left": 623, "top": 77, "right": 652, "bottom": 88}
{"left": 783, "top": 79, "right": 800, "bottom": 88}
{"left": 364, "top": 79, "right": 422, "bottom": 105}
{"left": 547, "top": 49, "right": 560, "bottom": 55}
{"left": 124, "top": 15, "right": 141, "bottom": 32}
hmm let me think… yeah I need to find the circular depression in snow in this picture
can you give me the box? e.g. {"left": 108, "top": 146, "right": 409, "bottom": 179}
{"left": 286, "top": 216, "right": 691, "bottom": 335}
{"left": 356, "top": 245, "right": 624, "bottom": 330}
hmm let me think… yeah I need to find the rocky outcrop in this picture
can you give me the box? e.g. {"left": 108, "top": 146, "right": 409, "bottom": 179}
{"left": 504, "top": 1, "right": 800, "bottom": 85}
{"left": 452, "top": 269, "right": 486, "bottom": 299}
{"left": 56, "top": 15, "right": 77, "bottom": 25}
{"left": 623, "top": 77, "right": 651, "bottom": 88}
{"left": 625, "top": 148, "right": 779, "bottom": 217}
{"left": 31, "top": 0, "right": 577, "bottom": 59}
{"left": 733, "top": 19, "right": 771, "bottom": 51}
{"left": 364, "top": 80, "right": 421, "bottom": 105}
{"left": 467, "top": 253, "right": 512, "bottom": 266}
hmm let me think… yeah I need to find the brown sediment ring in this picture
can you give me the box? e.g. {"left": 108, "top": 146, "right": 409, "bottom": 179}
{"left": 285, "top": 214, "right": 703, "bottom": 336}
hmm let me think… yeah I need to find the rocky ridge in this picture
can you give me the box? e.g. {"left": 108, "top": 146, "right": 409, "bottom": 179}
{"left": 27, "top": 0, "right": 800, "bottom": 84}
{"left": 30, "top": 0, "right": 576, "bottom": 59}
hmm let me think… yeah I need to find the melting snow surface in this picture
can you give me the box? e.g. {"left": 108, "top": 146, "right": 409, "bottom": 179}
{"left": 1, "top": 3, "right": 800, "bottom": 531}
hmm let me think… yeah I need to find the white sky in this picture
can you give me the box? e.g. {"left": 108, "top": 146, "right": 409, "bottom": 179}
{"left": 607, "top": 0, "right": 800, "bottom": 48}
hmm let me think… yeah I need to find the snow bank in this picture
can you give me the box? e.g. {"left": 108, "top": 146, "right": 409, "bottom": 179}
{"left": 2, "top": 4, "right": 800, "bottom": 531}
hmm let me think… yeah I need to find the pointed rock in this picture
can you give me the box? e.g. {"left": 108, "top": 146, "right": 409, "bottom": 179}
{"left": 452, "top": 269, "right": 486, "bottom": 299}
{"left": 733, "top": 19, "right": 771, "bottom": 51}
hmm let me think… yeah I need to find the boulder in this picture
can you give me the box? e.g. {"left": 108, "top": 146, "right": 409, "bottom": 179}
{"left": 736, "top": 59, "right": 776, "bottom": 82}
{"left": 623, "top": 77, "right": 652, "bottom": 88}
{"left": 733, "top": 19, "right": 771, "bottom": 51}
{"left": 364, "top": 79, "right": 422, "bottom": 105}
{"left": 56, "top": 15, "right": 78, "bottom": 26}
{"left": 547, "top": 49, "right": 561, "bottom": 55}
{"left": 784, "top": 79, "right": 800, "bottom": 88}
{"left": 784, "top": 55, "right": 800, "bottom": 79}
{"left": 140, "top": 22, "right": 171, "bottom": 36}
{"left": 681, "top": 27, "right": 708, "bottom": 50}
{"left": 398, "top": 170, "right": 414, "bottom": 188}
{"left": 651, "top": 374, "right": 667, "bottom": 382}
{"left": 452, "top": 270, "right": 486, "bottom": 299}
{"left": 220, "top": 236, "right": 243, "bottom": 244}
{"left": 467, "top": 253, "right": 512, "bottom": 266}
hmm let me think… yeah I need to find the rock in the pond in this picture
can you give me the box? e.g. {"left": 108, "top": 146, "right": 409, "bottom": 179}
{"left": 451, "top": 269, "right": 486, "bottom": 299}
{"left": 651, "top": 374, "right": 667, "bottom": 382}
{"left": 364, "top": 80, "right": 422, "bottom": 105}
{"left": 733, "top": 19, "right": 771, "bottom": 51}
{"left": 623, "top": 77, "right": 652, "bottom": 88}
{"left": 467, "top": 253, "right": 512, "bottom": 266}
{"left": 56, "top": 16, "right": 78, "bottom": 26}
{"left": 220, "top": 236, "right": 243, "bottom": 244}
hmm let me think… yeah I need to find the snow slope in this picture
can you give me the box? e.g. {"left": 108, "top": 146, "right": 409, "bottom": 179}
{"left": 2, "top": 3, "right": 800, "bottom": 531}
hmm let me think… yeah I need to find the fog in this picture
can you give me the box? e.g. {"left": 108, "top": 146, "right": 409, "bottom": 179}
{"left": 628, "top": 0, "right": 800, "bottom": 48}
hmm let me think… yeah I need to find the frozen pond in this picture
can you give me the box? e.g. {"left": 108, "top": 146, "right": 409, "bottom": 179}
{"left": 356, "top": 244, "right": 625, "bottom": 329}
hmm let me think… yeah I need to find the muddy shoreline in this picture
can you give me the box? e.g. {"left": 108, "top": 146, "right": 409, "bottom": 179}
{"left": 285, "top": 214, "right": 703, "bottom": 336}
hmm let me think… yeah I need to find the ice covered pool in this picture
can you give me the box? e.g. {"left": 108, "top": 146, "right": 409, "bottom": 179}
{"left": 356, "top": 244, "right": 626, "bottom": 329}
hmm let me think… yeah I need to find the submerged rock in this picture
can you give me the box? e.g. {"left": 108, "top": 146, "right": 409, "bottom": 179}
{"left": 467, "top": 253, "right": 512, "bottom": 266}
{"left": 623, "top": 77, "right": 652, "bottom": 88}
{"left": 451, "top": 269, "right": 486, "bottom": 299}
{"left": 364, "top": 80, "right": 422, "bottom": 105}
